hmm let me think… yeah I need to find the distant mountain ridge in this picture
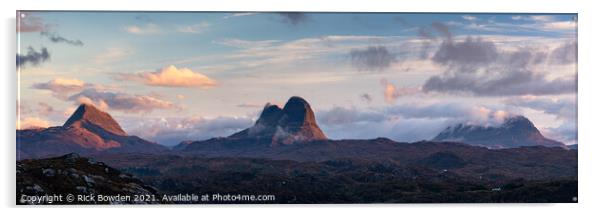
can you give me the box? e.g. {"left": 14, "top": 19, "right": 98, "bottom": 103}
{"left": 433, "top": 115, "right": 566, "bottom": 149}
{"left": 17, "top": 103, "right": 167, "bottom": 159}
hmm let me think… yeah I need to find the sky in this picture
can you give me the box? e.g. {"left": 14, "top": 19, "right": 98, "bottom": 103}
{"left": 16, "top": 12, "right": 577, "bottom": 146}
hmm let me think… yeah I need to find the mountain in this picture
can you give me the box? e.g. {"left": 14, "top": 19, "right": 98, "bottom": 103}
{"left": 17, "top": 153, "right": 161, "bottom": 204}
{"left": 178, "top": 96, "right": 327, "bottom": 151}
{"left": 229, "top": 96, "right": 327, "bottom": 144}
{"left": 433, "top": 115, "right": 566, "bottom": 149}
{"left": 17, "top": 103, "right": 167, "bottom": 159}
{"left": 63, "top": 104, "right": 127, "bottom": 136}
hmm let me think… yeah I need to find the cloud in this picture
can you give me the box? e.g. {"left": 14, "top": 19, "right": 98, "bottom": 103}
{"left": 549, "top": 41, "right": 577, "bottom": 65}
{"left": 359, "top": 93, "right": 372, "bottom": 103}
{"left": 432, "top": 37, "right": 498, "bottom": 66}
{"left": 95, "top": 47, "right": 131, "bottom": 64}
{"left": 462, "top": 15, "right": 477, "bottom": 21}
{"left": 541, "top": 21, "right": 577, "bottom": 31}
{"left": 32, "top": 78, "right": 181, "bottom": 113}
{"left": 17, "top": 117, "right": 50, "bottom": 130}
{"left": 40, "top": 31, "right": 84, "bottom": 46}
{"left": 529, "top": 15, "right": 555, "bottom": 22}
{"left": 317, "top": 106, "right": 387, "bottom": 126}
{"left": 134, "top": 14, "right": 153, "bottom": 23}
{"left": 236, "top": 103, "right": 263, "bottom": 108}
{"left": 349, "top": 46, "right": 397, "bottom": 71}
{"left": 431, "top": 22, "right": 452, "bottom": 41}
{"left": 415, "top": 37, "right": 576, "bottom": 97}
{"left": 315, "top": 102, "right": 513, "bottom": 142}
{"left": 422, "top": 69, "right": 575, "bottom": 96}
{"left": 381, "top": 79, "right": 421, "bottom": 103}
{"left": 17, "top": 47, "right": 50, "bottom": 67}
{"left": 124, "top": 23, "right": 160, "bottom": 35}
{"left": 119, "top": 65, "right": 217, "bottom": 88}
{"left": 277, "top": 12, "right": 309, "bottom": 25}
{"left": 18, "top": 101, "right": 55, "bottom": 117}
{"left": 505, "top": 95, "right": 576, "bottom": 120}
{"left": 542, "top": 121, "right": 577, "bottom": 144}
{"left": 68, "top": 89, "right": 180, "bottom": 113}
{"left": 17, "top": 13, "right": 46, "bottom": 32}
{"left": 223, "top": 13, "right": 258, "bottom": 19}
{"left": 127, "top": 116, "right": 254, "bottom": 146}
{"left": 37, "top": 102, "right": 54, "bottom": 116}
{"left": 177, "top": 21, "right": 210, "bottom": 33}
{"left": 31, "top": 78, "right": 86, "bottom": 95}
{"left": 215, "top": 38, "right": 281, "bottom": 49}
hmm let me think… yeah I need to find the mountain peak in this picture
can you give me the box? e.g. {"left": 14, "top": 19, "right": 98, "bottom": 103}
{"left": 229, "top": 96, "right": 327, "bottom": 144}
{"left": 256, "top": 103, "right": 283, "bottom": 126}
{"left": 433, "top": 115, "right": 565, "bottom": 149}
{"left": 502, "top": 115, "right": 538, "bottom": 131}
{"left": 63, "top": 103, "right": 127, "bottom": 136}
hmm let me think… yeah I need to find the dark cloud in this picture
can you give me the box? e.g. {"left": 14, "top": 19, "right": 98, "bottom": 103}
{"left": 40, "top": 31, "right": 84, "bottom": 46}
{"left": 417, "top": 27, "right": 436, "bottom": 59}
{"left": 550, "top": 41, "right": 577, "bottom": 65}
{"left": 422, "top": 69, "right": 575, "bottom": 96}
{"left": 67, "top": 89, "right": 179, "bottom": 113}
{"left": 277, "top": 12, "right": 308, "bottom": 25}
{"left": 349, "top": 46, "right": 397, "bottom": 71}
{"left": 17, "top": 47, "right": 50, "bottom": 67}
{"left": 432, "top": 37, "right": 498, "bottom": 66}
{"left": 417, "top": 36, "right": 576, "bottom": 96}
{"left": 359, "top": 94, "right": 373, "bottom": 103}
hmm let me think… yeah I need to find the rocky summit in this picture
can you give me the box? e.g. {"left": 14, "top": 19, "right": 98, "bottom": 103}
{"left": 229, "top": 96, "right": 327, "bottom": 145}
{"left": 63, "top": 104, "right": 127, "bottom": 136}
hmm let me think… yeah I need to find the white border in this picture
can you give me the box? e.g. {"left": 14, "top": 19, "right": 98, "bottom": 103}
{"left": 2, "top": 0, "right": 601, "bottom": 215}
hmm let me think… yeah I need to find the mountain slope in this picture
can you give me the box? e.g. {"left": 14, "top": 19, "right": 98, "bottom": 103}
{"left": 17, "top": 103, "right": 167, "bottom": 159}
{"left": 63, "top": 104, "right": 127, "bottom": 136}
{"left": 17, "top": 153, "right": 161, "bottom": 204}
{"left": 433, "top": 115, "right": 566, "bottom": 149}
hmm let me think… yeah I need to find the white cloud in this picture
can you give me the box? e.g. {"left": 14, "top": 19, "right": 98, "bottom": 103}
{"left": 95, "top": 47, "right": 132, "bottom": 64}
{"left": 124, "top": 23, "right": 160, "bottom": 35}
{"left": 119, "top": 65, "right": 218, "bottom": 88}
{"left": 18, "top": 117, "right": 50, "bottom": 130}
{"left": 222, "top": 13, "right": 258, "bottom": 19}
{"left": 462, "top": 15, "right": 477, "bottom": 21}
{"left": 177, "top": 21, "right": 211, "bottom": 33}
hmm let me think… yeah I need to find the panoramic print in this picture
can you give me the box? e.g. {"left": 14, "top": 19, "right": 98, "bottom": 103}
{"left": 16, "top": 11, "right": 577, "bottom": 204}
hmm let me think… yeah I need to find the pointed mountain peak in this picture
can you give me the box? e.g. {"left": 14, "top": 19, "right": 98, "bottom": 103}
{"left": 63, "top": 103, "right": 127, "bottom": 136}
{"left": 256, "top": 103, "right": 283, "bottom": 126}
